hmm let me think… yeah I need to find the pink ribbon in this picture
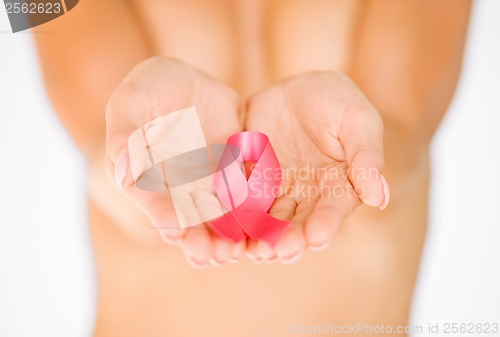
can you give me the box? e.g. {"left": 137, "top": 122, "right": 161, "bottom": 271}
{"left": 209, "top": 132, "right": 291, "bottom": 247}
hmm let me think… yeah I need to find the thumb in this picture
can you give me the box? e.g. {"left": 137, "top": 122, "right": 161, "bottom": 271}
{"left": 340, "top": 106, "right": 390, "bottom": 210}
{"left": 105, "top": 150, "right": 134, "bottom": 190}
{"left": 105, "top": 83, "right": 154, "bottom": 189}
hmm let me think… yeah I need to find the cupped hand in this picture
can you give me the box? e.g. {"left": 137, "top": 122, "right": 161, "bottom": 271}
{"left": 244, "top": 72, "right": 390, "bottom": 264}
{"left": 105, "top": 57, "right": 245, "bottom": 268}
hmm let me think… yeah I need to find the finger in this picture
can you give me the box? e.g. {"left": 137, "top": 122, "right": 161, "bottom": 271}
{"left": 274, "top": 199, "right": 314, "bottom": 264}
{"left": 191, "top": 189, "right": 225, "bottom": 224}
{"left": 256, "top": 195, "right": 297, "bottom": 260}
{"left": 210, "top": 235, "right": 233, "bottom": 267}
{"left": 340, "top": 105, "right": 389, "bottom": 209}
{"left": 256, "top": 240, "right": 276, "bottom": 260}
{"left": 268, "top": 195, "right": 298, "bottom": 220}
{"left": 265, "top": 255, "right": 280, "bottom": 264}
{"left": 246, "top": 238, "right": 259, "bottom": 261}
{"left": 179, "top": 225, "right": 213, "bottom": 269}
{"left": 105, "top": 151, "right": 133, "bottom": 190}
{"left": 128, "top": 186, "right": 186, "bottom": 242}
{"left": 305, "top": 182, "right": 361, "bottom": 249}
{"left": 106, "top": 150, "right": 187, "bottom": 242}
{"left": 229, "top": 239, "right": 246, "bottom": 263}
{"left": 106, "top": 82, "right": 154, "bottom": 165}
{"left": 190, "top": 190, "right": 232, "bottom": 266}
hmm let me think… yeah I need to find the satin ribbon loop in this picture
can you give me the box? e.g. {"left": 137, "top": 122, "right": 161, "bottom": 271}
{"left": 128, "top": 107, "right": 290, "bottom": 246}
{"left": 209, "top": 131, "right": 291, "bottom": 247}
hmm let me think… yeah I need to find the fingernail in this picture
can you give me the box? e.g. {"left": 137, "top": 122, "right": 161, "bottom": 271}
{"left": 159, "top": 231, "right": 180, "bottom": 245}
{"left": 379, "top": 174, "right": 390, "bottom": 210}
{"left": 265, "top": 256, "right": 279, "bottom": 264}
{"left": 252, "top": 257, "right": 265, "bottom": 264}
{"left": 187, "top": 256, "right": 209, "bottom": 269}
{"left": 115, "top": 151, "right": 128, "bottom": 188}
{"left": 209, "top": 258, "right": 224, "bottom": 267}
{"left": 280, "top": 251, "right": 302, "bottom": 264}
{"left": 308, "top": 240, "right": 331, "bottom": 252}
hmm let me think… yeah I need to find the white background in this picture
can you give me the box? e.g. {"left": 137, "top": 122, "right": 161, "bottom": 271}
{"left": 0, "top": 1, "right": 499, "bottom": 336}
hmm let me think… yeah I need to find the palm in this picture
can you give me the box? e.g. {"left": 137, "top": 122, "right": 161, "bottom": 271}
{"left": 107, "top": 58, "right": 243, "bottom": 268}
{"left": 244, "top": 72, "right": 386, "bottom": 263}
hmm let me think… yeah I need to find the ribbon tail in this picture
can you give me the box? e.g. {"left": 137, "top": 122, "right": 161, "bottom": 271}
{"left": 242, "top": 212, "right": 291, "bottom": 248}
{"left": 208, "top": 214, "right": 247, "bottom": 243}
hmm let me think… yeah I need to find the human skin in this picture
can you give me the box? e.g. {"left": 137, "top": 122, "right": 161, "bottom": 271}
{"left": 105, "top": 59, "right": 388, "bottom": 267}
{"left": 34, "top": 0, "right": 471, "bottom": 336}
